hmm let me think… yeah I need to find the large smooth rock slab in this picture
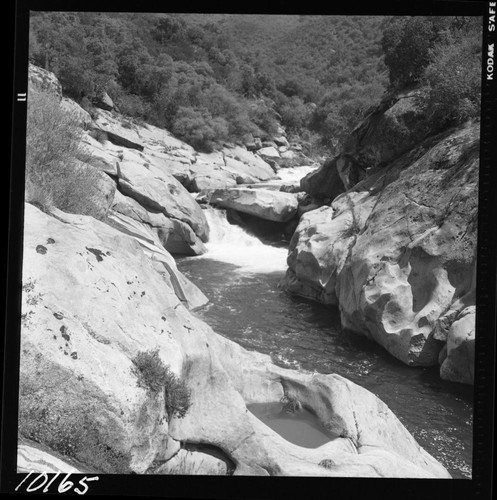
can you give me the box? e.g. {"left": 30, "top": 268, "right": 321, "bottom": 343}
{"left": 224, "top": 146, "right": 276, "bottom": 180}
{"left": 145, "top": 150, "right": 193, "bottom": 187}
{"left": 209, "top": 188, "right": 299, "bottom": 222}
{"left": 18, "top": 203, "right": 449, "bottom": 477}
{"left": 116, "top": 151, "right": 208, "bottom": 242}
{"left": 224, "top": 156, "right": 269, "bottom": 181}
{"left": 105, "top": 209, "right": 208, "bottom": 310}
{"left": 188, "top": 163, "right": 238, "bottom": 192}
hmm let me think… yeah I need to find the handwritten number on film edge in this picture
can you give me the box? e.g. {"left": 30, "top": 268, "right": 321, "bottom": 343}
{"left": 15, "top": 471, "right": 99, "bottom": 495}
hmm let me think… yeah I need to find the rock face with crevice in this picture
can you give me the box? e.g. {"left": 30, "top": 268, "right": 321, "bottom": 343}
{"left": 281, "top": 120, "right": 479, "bottom": 383}
{"left": 18, "top": 203, "right": 450, "bottom": 477}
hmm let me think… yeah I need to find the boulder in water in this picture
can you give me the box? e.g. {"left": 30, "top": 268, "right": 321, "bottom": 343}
{"left": 209, "top": 188, "right": 299, "bottom": 223}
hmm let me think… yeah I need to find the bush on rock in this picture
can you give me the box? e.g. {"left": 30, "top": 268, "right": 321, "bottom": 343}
{"left": 131, "top": 349, "right": 191, "bottom": 420}
{"left": 25, "top": 90, "right": 110, "bottom": 219}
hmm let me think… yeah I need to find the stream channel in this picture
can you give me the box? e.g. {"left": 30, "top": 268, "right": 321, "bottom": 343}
{"left": 176, "top": 166, "right": 473, "bottom": 479}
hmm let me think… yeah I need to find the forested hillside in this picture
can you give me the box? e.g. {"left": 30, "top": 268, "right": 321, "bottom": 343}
{"left": 28, "top": 12, "right": 481, "bottom": 155}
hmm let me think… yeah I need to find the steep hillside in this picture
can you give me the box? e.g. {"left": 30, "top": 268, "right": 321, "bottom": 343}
{"left": 28, "top": 12, "right": 389, "bottom": 156}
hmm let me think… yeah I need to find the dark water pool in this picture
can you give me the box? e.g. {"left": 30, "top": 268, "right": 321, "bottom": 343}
{"left": 248, "top": 402, "right": 338, "bottom": 449}
{"left": 177, "top": 257, "right": 473, "bottom": 478}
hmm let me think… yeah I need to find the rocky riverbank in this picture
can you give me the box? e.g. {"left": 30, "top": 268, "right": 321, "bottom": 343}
{"left": 19, "top": 202, "right": 449, "bottom": 477}
{"left": 280, "top": 90, "right": 478, "bottom": 385}
{"left": 17, "top": 64, "right": 468, "bottom": 475}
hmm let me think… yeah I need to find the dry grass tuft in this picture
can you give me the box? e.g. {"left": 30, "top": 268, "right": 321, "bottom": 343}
{"left": 25, "top": 91, "right": 110, "bottom": 219}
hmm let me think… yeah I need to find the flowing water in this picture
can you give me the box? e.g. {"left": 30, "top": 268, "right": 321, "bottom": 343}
{"left": 177, "top": 174, "right": 473, "bottom": 479}
{"left": 271, "top": 165, "right": 319, "bottom": 185}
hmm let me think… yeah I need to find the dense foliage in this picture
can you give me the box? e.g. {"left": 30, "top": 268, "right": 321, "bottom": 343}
{"left": 28, "top": 12, "right": 388, "bottom": 154}
{"left": 29, "top": 12, "right": 481, "bottom": 153}
{"left": 382, "top": 16, "right": 481, "bottom": 129}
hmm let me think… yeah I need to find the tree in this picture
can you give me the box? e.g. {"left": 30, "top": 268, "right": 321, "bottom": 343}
{"left": 422, "top": 26, "right": 481, "bottom": 129}
{"left": 279, "top": 96, "right": 310, "bottom": 133}
{"left": 153, "top": 15, "right": 186, "bottom": 44}
{"left": 171, "top": 107, "right": 229, "bottom": 152}
{"left": 382, "top": 16, "right": 448, "bottom": 87}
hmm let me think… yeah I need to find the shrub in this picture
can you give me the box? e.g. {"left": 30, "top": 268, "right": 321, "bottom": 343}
{"left": 279, "top": 96, "right": 311, "bottom": 133}
{"left": 422, "top": 29, "right": 481, "bottom": 129}
{"left": 171, "top": 106, "right": 229, "bottom": 152}
{"left": 25, "top": 90, "right": 106, "bottom": 219}
{"left": 319, "top": 458, "right": 336, "bottom": 469}
{"left": 57, "top": 56, "right": 96, "bottom": 100}
{"left": 131, "top": 349, "right": 191, "bottom": 420}
{"left": 112, "top": 89, "right": 150, "bottom": 119}
{"left": 201, "top": 84, "right": 256, "bottom": 139}
{"left": 248, "top": 100, "right": 280, "bottom": 137}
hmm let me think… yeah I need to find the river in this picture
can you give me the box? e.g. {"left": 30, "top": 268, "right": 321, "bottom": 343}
{"left": 177, "top": 168, "right": 473, "bottom": 479}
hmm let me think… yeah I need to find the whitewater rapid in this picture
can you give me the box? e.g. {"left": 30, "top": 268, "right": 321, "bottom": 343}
{"left": 272, "top": 165, "right": 318, "bottom": 185}
{"left": 194, "top": 165, "right": 320, "bottom": 273}
{"left": 199, "top": 208, "right": 288, "bottom": 274}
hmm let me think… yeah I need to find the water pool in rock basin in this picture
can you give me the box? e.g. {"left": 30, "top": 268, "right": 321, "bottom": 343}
{"left": 177, "top": 255, "right": 473, "bottom": 479}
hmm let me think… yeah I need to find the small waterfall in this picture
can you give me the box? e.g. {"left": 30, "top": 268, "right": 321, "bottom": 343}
{"left": 200, "top": 207, "right": 288, "bottom": 273}
{"left": 274, "top": 165, "right": 318, "bottom": 185}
